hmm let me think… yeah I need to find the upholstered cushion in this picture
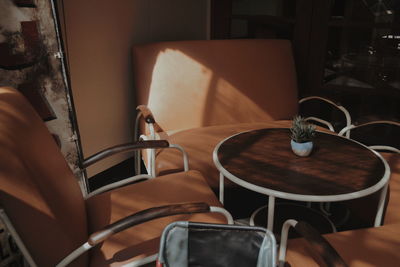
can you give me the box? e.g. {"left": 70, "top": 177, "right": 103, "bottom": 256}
{"left": 155, "top": 121, "right": 293, "bottom": 189}
{"left": 86, "top": 170, "right": 226, "bottom": 266}
{"left": 286, "top": 223, "right": 400, "bottom": 266}
{"left": 132, "top": 39, "right": 299, "bottom": 133}
{"left": 0, "top": 87, "right": 88, "bottom": 267}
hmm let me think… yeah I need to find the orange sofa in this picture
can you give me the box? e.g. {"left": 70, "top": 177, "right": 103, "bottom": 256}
{"left": 132, "top": 39, "right": 299, "bottom": 189}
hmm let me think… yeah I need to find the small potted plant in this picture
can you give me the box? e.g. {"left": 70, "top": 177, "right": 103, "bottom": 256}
{"left": 290, "top": 116, "right": 316, "bottom": 157}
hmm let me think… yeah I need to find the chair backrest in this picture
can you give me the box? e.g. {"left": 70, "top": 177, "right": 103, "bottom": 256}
{"left": 299, "top": 96, "right": 351, "bottom": 134}
{"left": 133, "top": 39, "right": 299, "bottom": 133}
{"left": 338, "top": 120, "right": 400, "bottom": 152}
{"left": 157, "top": 221, "right": 276, "bottom": 267}
{"left": 0, "top": 87, "right": 88, "bottom": 266}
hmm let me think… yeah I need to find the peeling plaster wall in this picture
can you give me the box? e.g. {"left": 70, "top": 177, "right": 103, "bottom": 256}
{"left": 0, "top": 0, "right": 82, "bottom": 176}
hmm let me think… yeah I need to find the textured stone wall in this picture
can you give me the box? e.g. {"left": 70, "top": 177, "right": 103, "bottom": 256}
{"left": 0, "top": 0, "right": 82, "bottom": 175}
{"left": 0, "top": 1, "right": 82, "bottom": 264}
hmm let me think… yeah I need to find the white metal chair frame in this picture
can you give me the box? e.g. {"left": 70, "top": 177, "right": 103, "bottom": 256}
{"left": 339, "top": 120, "right": 400, "bottom": 153}
{"left": 0, "top": 140, "right": 233, "bottom": 267}
{"left": 299, "top": 96, "right": 352, "bottom": 136}
{"left": 338, "top": 120, "right": 400, "bottom": 226}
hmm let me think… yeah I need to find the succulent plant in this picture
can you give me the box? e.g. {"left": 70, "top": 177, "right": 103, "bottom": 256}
{"left": 290, "top": 115, "right": 316, "bottom": 143}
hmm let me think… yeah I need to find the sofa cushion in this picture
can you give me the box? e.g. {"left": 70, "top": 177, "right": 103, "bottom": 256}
{"left": 86, "top": 170, "right": 226, "bottom": 266}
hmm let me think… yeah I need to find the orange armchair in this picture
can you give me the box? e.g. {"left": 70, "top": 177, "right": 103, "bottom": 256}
{"left": 0, "top": 87, "right": 231, "bottom": 266}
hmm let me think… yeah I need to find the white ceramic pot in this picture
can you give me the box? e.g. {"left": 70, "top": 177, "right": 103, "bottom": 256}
{"left": 290, "top": 140, "right": 313, "bottom": 157}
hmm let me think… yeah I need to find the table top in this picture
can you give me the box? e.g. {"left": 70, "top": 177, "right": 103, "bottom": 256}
{"left": 213, "top": 128, "right": 389, "bottom": 202}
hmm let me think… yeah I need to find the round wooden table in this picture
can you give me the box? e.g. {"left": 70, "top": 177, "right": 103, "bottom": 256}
{"left": 213, "top": 128, "right": 390, "bottom": 231}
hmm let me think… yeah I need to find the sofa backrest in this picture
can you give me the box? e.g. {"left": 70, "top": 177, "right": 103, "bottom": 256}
{"left": 132, "top": 39, "right": 299, "bottom": 132}
{"left": 0, "top": 87, "right": 88, "bottom": 266}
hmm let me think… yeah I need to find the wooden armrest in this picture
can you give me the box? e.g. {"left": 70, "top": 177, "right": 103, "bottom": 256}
{"left": 57, "top": 202, "right": 222, "bottom": 267}
{"left": 299, "top": 96, "right": 351, "bottom": 135}
{"left": 279, "top": 220, "right": 347, "bottom": 267}
{"left": 81, "top": 140, "right": 169, "bottom": 168}
{"left": 88, "top": 202, "right": 210, "bottom": 245}
{"left": 294, "top": 221, "right": 348, "bottom": 267}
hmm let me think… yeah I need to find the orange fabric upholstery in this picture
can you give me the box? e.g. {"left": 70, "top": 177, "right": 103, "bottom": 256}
{"left": 286, "top": 223, "right": 400, "bottom": 266}
{"left": 87, "top": 171, "right": 225, "bottom": 266}
{"left": 383, "top": 152, "right": 400, "bottom": 224}
{"left": 0, "top": 87, "right": 226, "bottom": 266}
{"left": 132, "top": 39, "right": 299, "bottom": 132}
{"left": 0, "top": 87, "right": 88, "bottom": 266}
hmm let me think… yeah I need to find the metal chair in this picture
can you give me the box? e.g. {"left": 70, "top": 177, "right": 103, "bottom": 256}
{"left": 338, "top": 120, "right": 400, "bottom": 153}
{"left": 156, "top": 220, "right": 347, "bottom": 267}
{"left": 299, "top": 96, "right": 351, "bottom": 135}
{"left": 339, "top": 120, "right": 400, "bottom": 226}
{"left": 0, "top": 86, "right": 232, "bottom": 267}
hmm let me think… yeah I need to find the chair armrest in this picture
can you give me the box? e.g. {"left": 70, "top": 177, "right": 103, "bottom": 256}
{"left": 304, "top": 117, "right": 335, "bottom": 132}
{"left": 279, "top": 219, "right": 347, "bottom": 267}
{"left": 56, "top": 202, "right": 233, "bottom": 267}
{"left": 299, "top": 96, "right": 351, "bottom": 136}
{"left": 339, "top": 121, "right": 400, "bottom": 153}
{"left": 134, "top": 105, "right": 167, "bottom": 176}
{"left": 88, "top": 202, "right": 210, "bottom": 245}
{"left": 81, "top": 140, "right": 169, "bottom": 169}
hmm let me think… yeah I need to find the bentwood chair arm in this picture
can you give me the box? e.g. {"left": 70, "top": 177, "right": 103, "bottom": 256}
{"left": 81, "top": 140, "right": 168, "bottom": 198}
{"left": 56, "top": 202, "right": 233, "bottom": 267}
{"left": 339, "top": 120, "right": 400, "bottom": 138}
{"left": 338, "top": 121, "right": 400, "bottom": 153}
{"left": 299, "top": 96, "right": 352, "bottom": 136}
{"left": 81, "top": 140, "right": 169, "bottom": 169}
{"left": 279, "top": 220, "right": 348, "bottom": 267}
{"left": 304, "top": 116, "right": 335, "bottom": 132}
{"left": 81, "top": 140, "right": 190, "bottom": 198}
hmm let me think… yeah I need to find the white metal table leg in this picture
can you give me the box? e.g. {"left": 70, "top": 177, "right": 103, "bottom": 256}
{"left": 219, "top": 173, "right": 224, "bottom": 205}
{"left": 267, "top": 196, "right": 275, "bottom": 231}
{"left": 374, "top": 183, "right": 388, "bottom": 227}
